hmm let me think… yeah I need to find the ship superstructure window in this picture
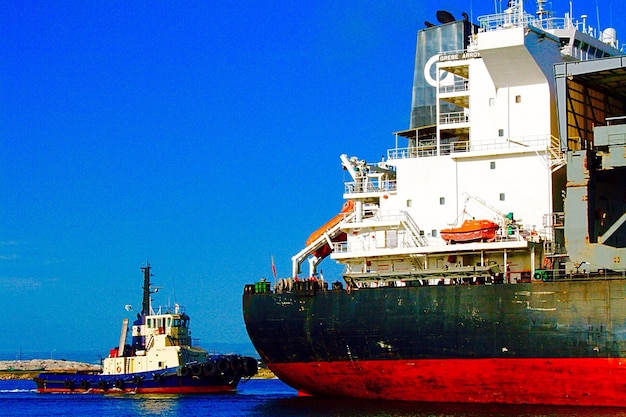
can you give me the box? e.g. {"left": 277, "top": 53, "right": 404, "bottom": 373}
{"left": 498, "top": 129, "right": 504, "bottom": 137}
{"left": 489, "top": 98, "right": 495, "bottom": 107}
{"left": 499, "top": 193, "right": 505, "bottom": 201}
{"left": 515, "top": 95, "right": 521, "bottom": 103}
{"left": 432, "top": 229, "right": 438, "bottom": 237}
{"left": 440, "top": 197, "right": 445, "bottom": 205}
{"left": 407, "top": 199, "right": 412, "bottom": 207}
{"left": 490, "top": 161, "right": 496, "bottom": 169}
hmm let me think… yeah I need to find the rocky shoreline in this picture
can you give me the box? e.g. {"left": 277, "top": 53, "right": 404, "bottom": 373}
{"left": 0, "top": 359, "right": 101, "bottom": 380}
{"left": 0, "top": 359, "right": 275, "bottom": 380}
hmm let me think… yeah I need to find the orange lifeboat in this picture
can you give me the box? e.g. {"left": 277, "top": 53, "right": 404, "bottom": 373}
{"left": 305, "top": 200, "right": 354, "bottom": 246}
{"left": 440, "top": 219, "right": 499, "bottom": 244}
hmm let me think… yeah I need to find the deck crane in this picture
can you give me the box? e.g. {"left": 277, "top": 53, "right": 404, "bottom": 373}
{"left": 463, "top": 192, "right": 518, "bottom": 234}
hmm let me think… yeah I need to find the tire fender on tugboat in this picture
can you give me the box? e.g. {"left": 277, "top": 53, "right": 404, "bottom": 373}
{"left": 203, "top": 360, "right": 217, "bottom": 376}
{"left": 216, "top": 358, "right": 230, "bottom": 373}
{"left": 229, "top": 357, "right": 242, "bottom": 371}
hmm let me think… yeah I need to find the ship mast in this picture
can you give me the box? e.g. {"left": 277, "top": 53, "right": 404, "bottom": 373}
{"left": 141, "top": 263, "right": 152, "bottom": 316}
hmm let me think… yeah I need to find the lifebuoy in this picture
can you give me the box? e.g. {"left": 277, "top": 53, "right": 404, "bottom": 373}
{"left": 542, "top": 257, "right": 553, "bottom": 270}
{"left": 116, "top": 366, "right": 122, "bottom": 373}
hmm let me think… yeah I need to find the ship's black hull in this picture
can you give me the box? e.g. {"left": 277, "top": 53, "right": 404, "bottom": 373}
{"left": 243, "top": 279, "right": 626, "bottom": 405}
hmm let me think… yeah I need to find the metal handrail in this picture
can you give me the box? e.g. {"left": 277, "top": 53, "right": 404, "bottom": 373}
{"left": 388, "top": 134, "right": 553, "bottom": 160}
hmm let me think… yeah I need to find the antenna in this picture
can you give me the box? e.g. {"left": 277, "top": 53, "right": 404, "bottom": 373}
{"left": 596, "top": 0, "right": 600, "bottom": 36}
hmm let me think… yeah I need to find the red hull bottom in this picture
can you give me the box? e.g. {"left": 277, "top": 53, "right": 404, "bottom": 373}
{"left": 269, "top": 358, "right": 626, "bottom": 406}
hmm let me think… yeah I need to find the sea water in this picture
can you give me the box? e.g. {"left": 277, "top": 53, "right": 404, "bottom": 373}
{"left": 4, "top": 379, "right": 626, "bottom": 417}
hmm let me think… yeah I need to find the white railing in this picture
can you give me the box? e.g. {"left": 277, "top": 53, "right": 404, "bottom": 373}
{"left": 440, "top": 112, "right": 469, "bottom": 125}
{"left": 478, "top": 12, "right": 574, "bottom": 32}
{"left": 471, "top": 135, "right": 550, "bottom": 152}
{"left": 344, "top": 179, "right": 397, "bottom": 194}
{"left": 388, "top": 134, "right": 552, "bottom": 160}
{"left": 439, "top": 80, "right": 469, "bottom": 94}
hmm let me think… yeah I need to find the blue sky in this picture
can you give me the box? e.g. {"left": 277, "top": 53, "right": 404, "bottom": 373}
{"left": 1, "top": 1, "right": 624, "bottom": 359}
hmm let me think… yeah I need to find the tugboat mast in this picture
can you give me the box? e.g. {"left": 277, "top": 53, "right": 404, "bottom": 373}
{"left": 141, "top": 263, "right": 152, "bottom": 316}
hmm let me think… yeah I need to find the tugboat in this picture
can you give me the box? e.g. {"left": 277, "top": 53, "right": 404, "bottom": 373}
{"left": 35, "top": 263, "right": 257, "bottom": 393}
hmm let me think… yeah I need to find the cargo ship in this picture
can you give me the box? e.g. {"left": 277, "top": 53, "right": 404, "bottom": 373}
{"left": 35, "top": 263, "right": 257, "bottom": 393}
{"left": 243, "top": 0, "right": 626, "bottom": 407}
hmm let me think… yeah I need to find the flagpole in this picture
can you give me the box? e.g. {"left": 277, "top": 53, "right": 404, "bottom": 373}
{"left": 271, "top": 255, "right": 277, "bottom": 287}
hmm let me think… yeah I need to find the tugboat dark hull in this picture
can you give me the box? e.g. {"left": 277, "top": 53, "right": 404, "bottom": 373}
{"left": 243, "top": 280, "right": 626, "bottom": 406}
{"left": 34, "top": 356, "right": 258, "bottom": 394}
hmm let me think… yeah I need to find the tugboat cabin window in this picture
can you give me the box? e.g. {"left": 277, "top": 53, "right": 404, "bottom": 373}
{"left": 515, "top": 95, "right": 521, "bottom": 103}
{"left": 500, "top": 193, "right": 505, "bottom": 201}
{"left": 439, "top": 197, "right": 445, "bottom": 205}
{"left": 490, "top": 161, "right": 496, "bottom": 169}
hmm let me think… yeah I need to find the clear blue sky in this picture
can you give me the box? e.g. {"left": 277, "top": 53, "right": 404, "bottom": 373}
{"left": 1, "top": 1, "right": 624, "bottom": 359}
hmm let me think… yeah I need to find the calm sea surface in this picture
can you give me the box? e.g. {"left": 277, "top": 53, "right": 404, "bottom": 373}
{"left": 4, "top": 378, "right": 626, "bottom": 417}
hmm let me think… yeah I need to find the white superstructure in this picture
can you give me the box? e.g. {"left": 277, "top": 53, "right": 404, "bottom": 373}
{"left": 289, "top": 1, "right": 623, "bottom": 287}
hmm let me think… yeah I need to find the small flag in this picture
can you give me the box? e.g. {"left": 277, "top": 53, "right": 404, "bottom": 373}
{"left": 271, "top": 255, "right": 277, "bottom": 279}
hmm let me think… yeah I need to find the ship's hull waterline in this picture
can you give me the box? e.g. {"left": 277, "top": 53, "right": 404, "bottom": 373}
{"left": 244, "top": 280, "right": 626, "bottom": 406}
